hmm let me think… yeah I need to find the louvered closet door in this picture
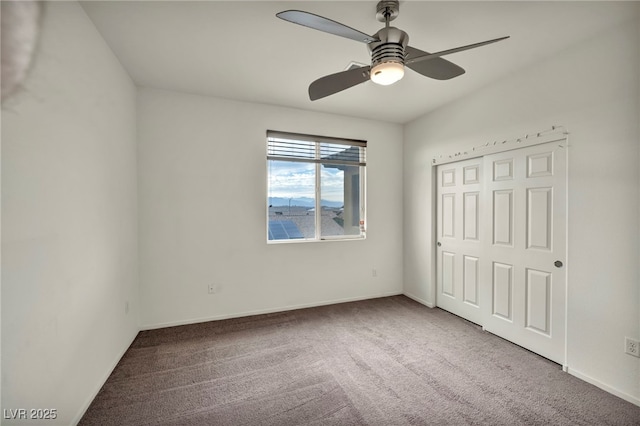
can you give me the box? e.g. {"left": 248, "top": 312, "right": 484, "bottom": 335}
{"left": 436, "top": 157, "right": 485, "bottom": 326}
{"left": 436, "top": 140, "right": 567, "bottom": 365}
{"left": 481, "top": 142, "right": 566, "bottom": 364}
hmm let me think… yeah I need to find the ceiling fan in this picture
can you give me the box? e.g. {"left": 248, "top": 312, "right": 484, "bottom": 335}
{"left": 276, "top": 1, "right": 509, "bottom": 101}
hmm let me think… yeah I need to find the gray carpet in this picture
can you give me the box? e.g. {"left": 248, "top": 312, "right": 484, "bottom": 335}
{"left": 80, "top": 296, "right": 640, "bottom": 425}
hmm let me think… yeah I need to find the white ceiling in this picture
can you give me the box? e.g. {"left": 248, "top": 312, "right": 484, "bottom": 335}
{"left": 80, "top": 1, "right": 636, "bottom": 124}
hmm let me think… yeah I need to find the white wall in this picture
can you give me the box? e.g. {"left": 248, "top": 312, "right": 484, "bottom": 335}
{"left": 1, "top": 3, "right": 138, "bottom": 424}
{"left": 404, "top": 11, "right": 640, "bottom": 404}
{"left": 137, "top": 88, "right": 403, "bottom": 328}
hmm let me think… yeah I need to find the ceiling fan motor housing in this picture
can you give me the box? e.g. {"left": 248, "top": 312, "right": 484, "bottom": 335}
{"left": 368, "top": 27, "right": 409, "bottom": 69}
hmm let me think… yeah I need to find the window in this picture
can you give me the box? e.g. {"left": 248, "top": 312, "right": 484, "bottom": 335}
{"left": 267, "top": 130, "right": 366, "bottom": 242}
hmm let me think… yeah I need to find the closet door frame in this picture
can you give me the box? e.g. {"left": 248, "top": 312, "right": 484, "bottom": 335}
{"left": 431, "top": 131, "right": 569, "bottom": 368}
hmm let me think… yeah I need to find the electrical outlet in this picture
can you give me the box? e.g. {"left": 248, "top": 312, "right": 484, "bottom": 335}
{"left": 208, "top": 284, "right": 220, "bottom": 294}
{"left": 625, "top": 337, "right": 640, "bottom": 357}
{"left": 372, "top": 269, "right": 377, "bottom": 277}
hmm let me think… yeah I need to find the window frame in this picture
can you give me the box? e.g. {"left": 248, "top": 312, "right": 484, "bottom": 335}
{"left": 266, "top": 130, "right": 367, "bottom": 243}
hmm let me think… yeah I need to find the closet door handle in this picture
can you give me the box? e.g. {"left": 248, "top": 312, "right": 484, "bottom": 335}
{"left": 554, "top": 260, "right": 563, "bottom": 268}
{"left": 437, "top": 242, "right": 442, "bottom": 247}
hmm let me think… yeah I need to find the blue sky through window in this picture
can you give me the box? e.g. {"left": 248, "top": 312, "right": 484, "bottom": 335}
{"left": 268, "top": 161, "right": 345, "bottom": 204}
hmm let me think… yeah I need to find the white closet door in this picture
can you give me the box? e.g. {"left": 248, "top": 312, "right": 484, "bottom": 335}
{"left": 482, "top": 142, "right": 566, "bottom": 364}
{"left": 436, "top": 157, "right": 484, "bottom": 326}
{"left": 436, "top": 140, "right": 567, "bottom": 365}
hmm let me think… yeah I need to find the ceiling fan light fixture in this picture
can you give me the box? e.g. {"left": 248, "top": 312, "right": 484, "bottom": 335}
{"left": 370, "top": 61, "right": 404, "bottom": 86}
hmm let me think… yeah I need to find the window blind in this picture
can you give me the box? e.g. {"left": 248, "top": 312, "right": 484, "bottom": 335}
{"left": 267, "top": 130, "right": 366, "bottom": 167}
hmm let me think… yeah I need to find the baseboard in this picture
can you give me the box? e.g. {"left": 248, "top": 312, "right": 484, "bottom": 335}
{"left": 403, "top": 292, "right": 435, "bottom": 308}
{"left": 72, "top": 329, "right": 139, "bottom": 425}
{"left": 140, "top": 291, "right": 404, "bottom": 330}
{"left": 566, "top": 366, "right": 640, "bottom": 407}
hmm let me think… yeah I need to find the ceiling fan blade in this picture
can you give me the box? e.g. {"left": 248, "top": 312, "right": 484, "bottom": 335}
{"left": 309, "top": 66, "right": 372, "bottom": 101}
{"left": 276, "top": 10, "right": 378, "bottom": 44}
{"left": 405, "top": 36, "right": 510, "bottom": 66}
{"left": 405, "top": 46, "right": 465, "bottom": 80}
